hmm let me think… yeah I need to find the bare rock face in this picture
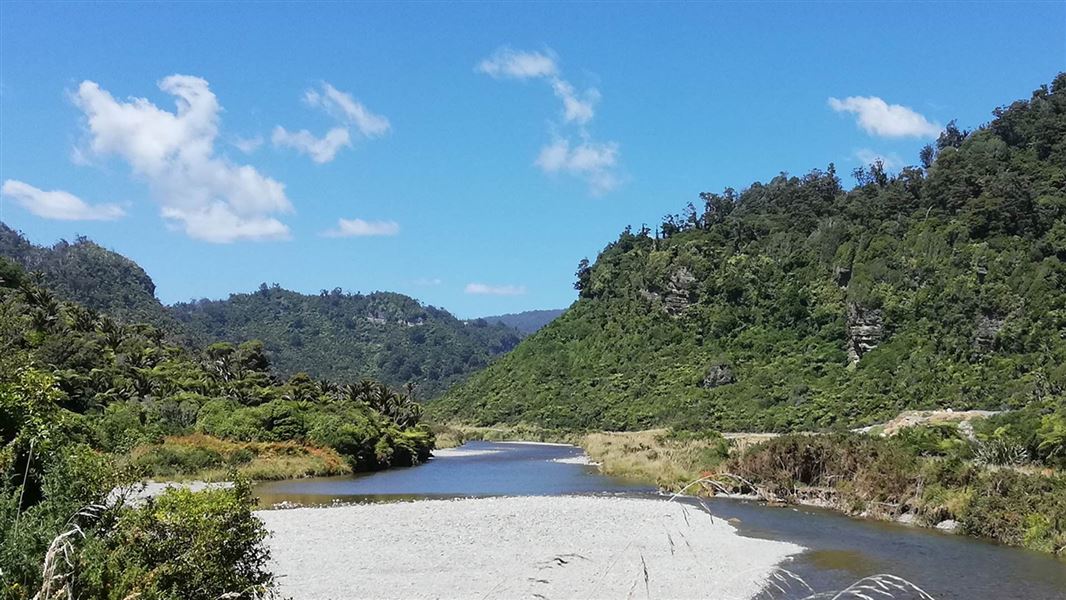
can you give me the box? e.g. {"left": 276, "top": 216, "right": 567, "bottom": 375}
{"left": 846, "top": 303, "right": 884, "bottom": 364}
{"left": 701, "top": 364, "right": 736, "bottom": 389}
{"left": 663, "top": 267, "right": 697, "bottom": 316}
{"left": 974, "top": 313, "right": 1005, "bottom": 351}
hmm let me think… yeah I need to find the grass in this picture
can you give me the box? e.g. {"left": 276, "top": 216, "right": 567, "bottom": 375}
{"left": 582, "top": 430, "right": 730, "bottom": 489}
{"left": 124, "top": 434, "right": 352, "bottom": 481}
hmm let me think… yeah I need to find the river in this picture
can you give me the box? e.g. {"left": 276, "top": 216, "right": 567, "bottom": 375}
{"left": 253, "top": 440, "right": 1066, "bottom": 599}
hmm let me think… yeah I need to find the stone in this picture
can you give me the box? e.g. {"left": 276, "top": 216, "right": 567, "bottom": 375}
{"left": 663, "top": 267, "right": 697, "bottom": 316}
{"left": 974, "top": 313, "right": 1005, "bottom": 351}
{"left": 935, "top": 519, "right": 959, "bottom": 533}
{"left": 846, "top": 303, "right": 884, "bottom": 364}
{"left": 701, "top": 364, "right": 736, "bottom": 389}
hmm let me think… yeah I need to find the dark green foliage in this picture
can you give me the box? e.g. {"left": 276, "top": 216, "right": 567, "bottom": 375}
{"left": 78, "top": 482, "right": 273, "bottom": 600}
{"left": 433, "top": 74, "right": 1066, "bottom": 435}
{"left": 172, "top": 286, "right": 521, "bottom": 399}
{"left": 0, "top": 225, "right": 177, "bottom": 331}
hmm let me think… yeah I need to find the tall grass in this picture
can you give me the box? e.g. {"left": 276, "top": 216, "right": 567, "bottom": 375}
{"left": 583, "top": 430, "right": 730, "bottom": 488}
{"left": 125, "top": 434, "right": 351, "bottom": 481}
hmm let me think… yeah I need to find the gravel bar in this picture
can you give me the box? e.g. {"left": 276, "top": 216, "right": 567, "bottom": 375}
{"left": 257, "top": 495, "right": 802, "bottom": 599}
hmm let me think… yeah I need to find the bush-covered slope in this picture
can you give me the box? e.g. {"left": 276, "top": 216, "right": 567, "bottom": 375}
{"left": 431, "top": 74, "right": 1066, "bottom": 432}
{"left": 172, "top": 286, "right": 521, "bottom": 399}
{"left": 0, "top": 224, "right": 177, "bottom": 330}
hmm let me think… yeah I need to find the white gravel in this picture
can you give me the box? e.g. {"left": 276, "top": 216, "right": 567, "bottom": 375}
{"left": 257, "top": 496, "right": 802, "bottom": 600}
{"left": 431, "top": 447, "right": 502, "bottom": 458}
{"left": 551, "top": 455, "right": 600, "bottom": 465}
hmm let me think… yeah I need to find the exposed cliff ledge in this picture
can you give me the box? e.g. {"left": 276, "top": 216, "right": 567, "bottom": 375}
{"left": 846, "top": 303, "right": 884, "bottom": 364}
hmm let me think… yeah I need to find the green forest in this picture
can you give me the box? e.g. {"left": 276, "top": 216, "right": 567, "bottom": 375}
{"left": 432, "top": 74, "right": 1066, "bottom": 443}
{"left": 0, "top": 225, "right": 522, "bottom": 399}
{"left": 0, "top": 257, "right": 434, "bottom": 598}
{"left": 172, "top": 287, "right": 521, "bottom": 399}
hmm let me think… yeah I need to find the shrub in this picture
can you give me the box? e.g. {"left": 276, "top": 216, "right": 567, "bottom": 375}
{"left": 80, "top": 481, "right": 274, "bottom": 600}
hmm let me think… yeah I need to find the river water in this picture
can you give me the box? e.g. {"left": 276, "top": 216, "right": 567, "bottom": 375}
{"left": 253, "top": 440, "right": 1066, "bottom": 599}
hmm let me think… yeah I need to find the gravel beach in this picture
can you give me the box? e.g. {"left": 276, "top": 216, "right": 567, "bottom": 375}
{"left": 257, "top": 495, "right": 803, "bottom": 599}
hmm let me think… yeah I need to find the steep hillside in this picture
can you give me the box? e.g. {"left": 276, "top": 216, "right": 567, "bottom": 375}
{"left": 0, "top": 224, "right": 176, "bottom": 330}
{"left": 431, "top": 74, "right": 1066, "bottom": 432}
{"left": 476, "top": 309, "right": 566, "bottom": 335}
{"left": 172, "top": 286, "right": 521, "bottom": 398}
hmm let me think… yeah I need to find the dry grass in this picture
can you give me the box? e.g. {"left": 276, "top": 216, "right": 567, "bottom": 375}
{"left": 126, "top": 434, "right": 351, "bottom": 482}
{"left": 581, "top": 430, "right": 730, "bottom": 489}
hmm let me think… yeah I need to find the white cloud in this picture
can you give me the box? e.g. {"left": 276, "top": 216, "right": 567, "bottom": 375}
{"left": 304, "top": 82, "right": 390, "bottom": 138}
{"left": 2, "top": 179, "right": 125, "bottom": 221}
{"left": 477, "top": 48, "right": 558, "bottom": 80}
{"left": 550, "top": 79, "right": 599, "bottom": 125}
{"left": 272, "top": 126, "right": 351, "bottom": 164}
{"left": 232, "top": 135, "right": 264, "bottom": 154}
{"left": 855, "top": 148, "right": 903, "bottom": 170}
{"left": 413, "top": 277, "right": 442, "bottom": 286}
{"left": 478, "top": 47, "right": 620, "bottom": 194}
{"left": 828, "top": 96, "right": 941, "bottom": 138}
{"left": 465, "top": 282, "right": 527, "bottom": 296}
{"left": 322, "top": 218, "right": 400, "bottom": 238}
{"left": 73, "top": 75, "right": 292, "bottom": 242}
{"left": 535, "top": 137, "right": 620, "bottom": 194}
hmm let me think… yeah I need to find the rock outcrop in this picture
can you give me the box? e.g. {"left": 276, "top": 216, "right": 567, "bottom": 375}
{"left": 701, "top": 364, "right": 736, "bottom": 389}
{"left": 846, "top": 303, "right": 884, "bottom": 364}
{"left": 974, "top": 313, "right": 1005, "bottom": 351}
{"left": 663, "top": 267, "right": 697, "bottom": 316}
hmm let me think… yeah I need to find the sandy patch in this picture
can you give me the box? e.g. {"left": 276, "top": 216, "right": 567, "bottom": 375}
{"left": 258, "top": 496, "right": 802, "bottom": 599}
{"left": 552, "top": 455, "right": 600, "bottom": 465}
{"left": 431, "top": 447, "right": 502, "bottom": 458}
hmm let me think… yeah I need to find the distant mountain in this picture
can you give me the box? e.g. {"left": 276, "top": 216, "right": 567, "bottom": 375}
{"left": 0, "top": 223, "right": 178, "bottom": 330}
{"left": 475, "top": 309, "right": 566, "bottom": 335}
{"left": 171, "top": 286, "right": 521, "bottom": 399}
{"left": 431, "top": 74, "right": 1066, "bottom": 432}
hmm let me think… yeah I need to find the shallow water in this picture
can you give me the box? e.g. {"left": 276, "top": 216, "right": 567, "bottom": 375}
{"left": 254, "top": 441, "right": 1066, "bottom": 599}
{"left": 254, "top": 440, "right": 654, "bottom": 504}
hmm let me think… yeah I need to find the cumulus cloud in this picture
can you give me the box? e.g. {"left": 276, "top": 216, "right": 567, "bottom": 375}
{"left": 464, "top": 282, "right": 527, "bottom": 296}
{"left": 478, "top": 47, "right": 619, "bottom": 194}
{"left": 2, "top": 179, "right": 125, "bottom": 221}
{"left": 73, "top": 75, "right": 292, "bottom": 242}
{"left": 855, "top": 148, "right": 904, "bottom": 170}
{"left": 303, "top": 83, "right": 390, "bottom": 138}
{"left": 535, "top": 137, "right": 620, "bottom": 194}
{"left": 272, "top": 126, "right": 351, "bottom": 164}
{"left": 322, "top": 218, "right": 400, "bottom": 238}
{"left": 828, "top": 96, "right": 941, "bottom": 138}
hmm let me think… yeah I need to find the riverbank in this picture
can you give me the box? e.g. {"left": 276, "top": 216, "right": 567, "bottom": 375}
{"left": 257, "top": 495, "right": 802, "bottom": 599}
{"left": 437, "top": 424, "right": 1066, "bottom": 557}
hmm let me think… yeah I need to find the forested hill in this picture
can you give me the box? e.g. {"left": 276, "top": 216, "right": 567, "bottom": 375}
{"left": 430, "top": 74, "right": 1066, "bottom": 432}
{"left": 0, "top": 225, "right": 523, "bottom": 398}
{"left": 172, "top": 287, "right": 521, "bottom": 399}
{"left": 0, "top": 224, "right": 177, "bottom": 330}
{"left": 475, "top": 309, "right": 566, "bottom": 335}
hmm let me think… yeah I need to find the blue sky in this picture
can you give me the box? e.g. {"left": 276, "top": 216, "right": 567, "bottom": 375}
{"left": 1, "top": 2, "right": 1063, "bottom": 318}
